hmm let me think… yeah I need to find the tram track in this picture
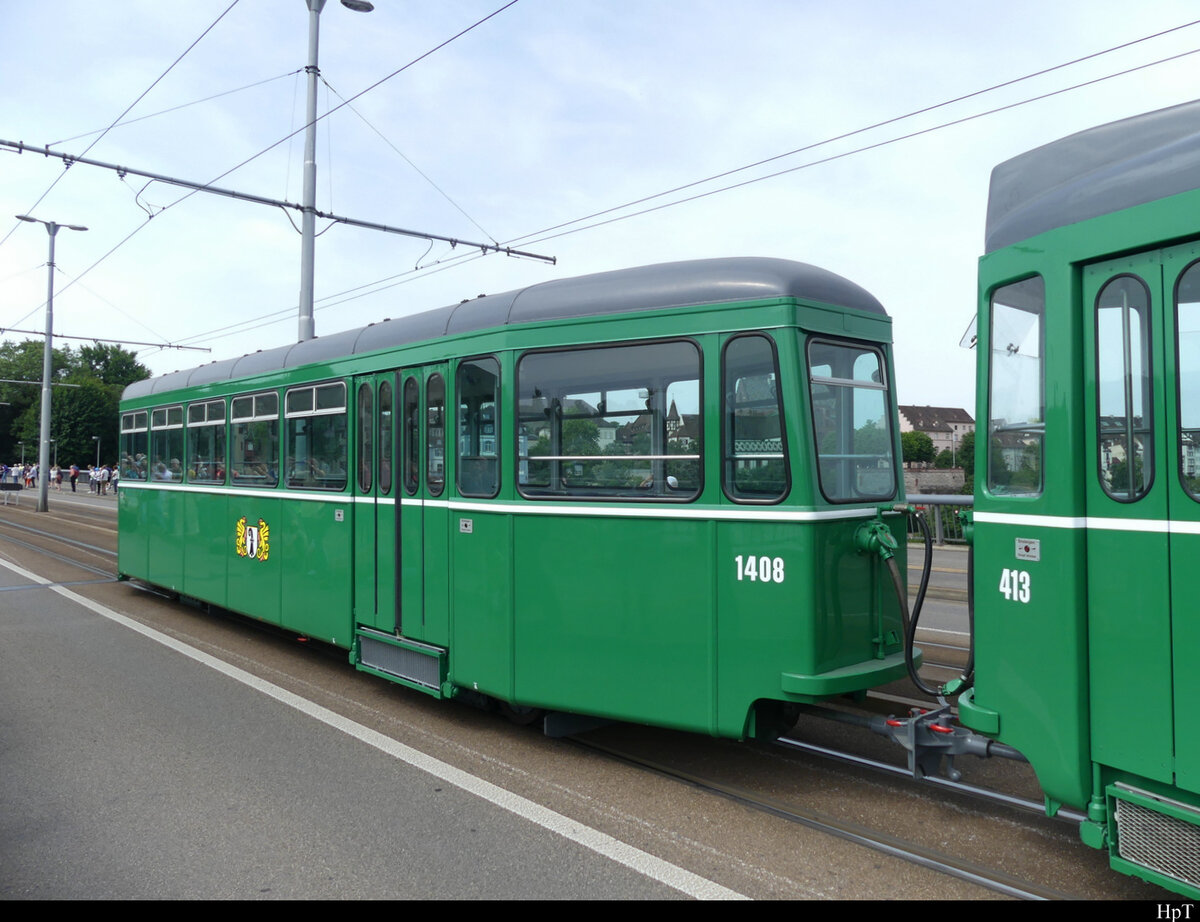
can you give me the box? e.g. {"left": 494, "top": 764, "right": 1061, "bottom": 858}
{"left": 0, "top": 504, "right": 1145, "bottom": 898}
{"left": 0, "top": 504, "right": 117, "bottom": 581}
{"left": 568, "top": 733, "right": 1072, "bottom": 900}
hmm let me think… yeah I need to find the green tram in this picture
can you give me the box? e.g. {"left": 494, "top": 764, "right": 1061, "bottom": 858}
{"left": 961, "top": 100, "right": 1200, "bottom": 897}
{"left": 118, "top": 258, "right": 914, "bottom": 741}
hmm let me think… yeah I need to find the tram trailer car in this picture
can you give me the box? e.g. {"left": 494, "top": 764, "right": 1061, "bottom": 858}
{"left": 960, "top": 100, "right": 1200, "bottom": 898}
{"left": 118, "top": 257, "right": 914, "bottom": 742}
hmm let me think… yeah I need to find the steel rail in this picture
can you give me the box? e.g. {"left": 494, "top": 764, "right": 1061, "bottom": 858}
{"left": 773, "top": 735, "right": 1086, "bottom": 823}
{"left": 571, "top": 735, "right": 1073, "bottom": 900}
{"left": 0, "top": 515, "right": 117, "bottom": 559}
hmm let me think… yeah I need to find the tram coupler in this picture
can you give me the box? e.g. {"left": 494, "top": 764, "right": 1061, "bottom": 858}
{"left": 869, "top": 705, "right": 1001, "bottom": 782}
{"left": 854, "top": 516, "right": 898, "bottom": 561}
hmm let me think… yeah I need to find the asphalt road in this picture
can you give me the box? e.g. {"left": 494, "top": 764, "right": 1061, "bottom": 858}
{"left": 0, "top": 553, "right": 721, "bottom": 899}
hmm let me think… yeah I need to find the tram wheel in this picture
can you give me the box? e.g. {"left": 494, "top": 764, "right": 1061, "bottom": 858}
{"left": 498, "top": 702, "right": 545, "bottom": 726}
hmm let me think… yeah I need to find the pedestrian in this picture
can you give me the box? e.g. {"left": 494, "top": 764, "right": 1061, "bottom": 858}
{"left": 69, "top": 463, "right": 78, "bottom": 493}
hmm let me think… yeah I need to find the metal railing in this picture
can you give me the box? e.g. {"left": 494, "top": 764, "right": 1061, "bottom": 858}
{"left": 905, "top": 493, "right": 973, "bottom": 545}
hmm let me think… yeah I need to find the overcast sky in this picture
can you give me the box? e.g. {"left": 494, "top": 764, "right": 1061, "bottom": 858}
{"left": 2, "top": 0, "right": 1199, "bottom": 410}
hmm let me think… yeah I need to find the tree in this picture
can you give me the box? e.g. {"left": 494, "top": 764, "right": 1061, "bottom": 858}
{"left": 0, "top": 340, "right": 150, "bottom": 467}
{"left": 901, "top": 430, "right": 935, "bottom": 466}
{"left": 562, "top": 418, "right": 600, "bottom": 456}
{"left": 958, "top": 430, "right": 976, "bottom": 492}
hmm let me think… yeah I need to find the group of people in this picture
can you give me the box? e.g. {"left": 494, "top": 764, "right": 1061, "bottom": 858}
{"left": 0, "top": 461, "right": 118, "bottom": 495}
{"left": 0, "top": 462, "right": 39, "bottom": 487}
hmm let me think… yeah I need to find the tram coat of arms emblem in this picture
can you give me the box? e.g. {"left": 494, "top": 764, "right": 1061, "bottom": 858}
{"left": 235, "top": 516, "right": 270, "bottom": 561}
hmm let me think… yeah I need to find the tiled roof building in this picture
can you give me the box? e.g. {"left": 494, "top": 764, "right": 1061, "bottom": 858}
{"left": 898, "top": 405, "right": 975, "bottom": 457}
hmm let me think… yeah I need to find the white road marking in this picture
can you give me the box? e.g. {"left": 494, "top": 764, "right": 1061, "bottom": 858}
{"left": 0, "top": 556, "right": 748, "bottom": 901}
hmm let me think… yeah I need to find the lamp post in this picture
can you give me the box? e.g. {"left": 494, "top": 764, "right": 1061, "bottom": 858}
{"left": 93, "top": 435, "right": 101, "bottom": 469}
{"left": 298, "top": 0, "right": 374, "bottom": 343}
{"left": 16, "top": 215, "right": 88, "bottom": 512}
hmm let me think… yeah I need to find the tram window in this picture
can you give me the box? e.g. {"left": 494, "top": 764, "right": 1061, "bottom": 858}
{"left": 402, "top": 376, "right": 419, "bottom": 495}
{"left": 149, "top": 405, "right": 185, "bottom": 482}
{"left": 427, "top": 374, "right": 445, "bottom": 497}
{"left": 187, "top": 399, "right": 226, "bottom": 484}
{"left": 1178, "top": 261, "right": 1200, "bottom": 499}
{"left": 379, "top": 380, "right": 393, "bottom": 495}
{"left": 987, "top": 277, "right": 1044, "bottom": 496}
{"left": 723, "top": 334, "right": 788, "bottom": 502}
{"left": 808, "top": 340, "right": 896, "bottom": 503}
{"left": 1097, "top": 275, "right": 1153, "bottom": 501}
{"left": 358, "top": 383, "right": 373, "bottom": 493}
{"left": 231, "top": 392, "right": 279, "bottom": 487}
{"left": 457, "top": 357, "right": 499, "bottom": 498}
{"left": 120, "top": 411, "right": 149, "bottom": 481}
{"left": 516, "top": 340, "right": 701, "bottom": 501}
{"left": 285, "top": 382, "right": 347, "bottom": 491}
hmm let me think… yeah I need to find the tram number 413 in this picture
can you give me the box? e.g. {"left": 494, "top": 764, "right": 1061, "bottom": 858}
{"left": 735, "top": 555, "right": 785, "bottom": 584}
{"left": 999, "top": 568, "right": 1031, "bottom": 603}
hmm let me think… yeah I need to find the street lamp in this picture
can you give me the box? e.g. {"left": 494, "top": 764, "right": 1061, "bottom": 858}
{"left": 298, "top": 0, "right": 374, "bottom": 343}
{"left": 92, "top": 435, "right": 101, "bottom": 469}
{"left": 16, "top": 214, "right": 88, "bottom": 512}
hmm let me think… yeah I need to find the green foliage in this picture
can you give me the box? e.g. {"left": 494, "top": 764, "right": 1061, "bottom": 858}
{"left": 1107, "top": 452, "right": 1146, "bottom": 495}
{"left": 901, "top": 429, "right": 935, "bottom": 464}
{"left": 959, "top": 430, "right": 975, "bottom": 482}
{"left": 852, "top": 419, "right": 891, "bottom": 455}
{"left": 0, "top": 340, "right": 150, "bottom": 467}
{"left": 562, "top": 418, "right": 600, "bottom": 456}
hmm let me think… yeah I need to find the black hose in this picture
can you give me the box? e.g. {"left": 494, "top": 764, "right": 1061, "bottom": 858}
{"left": 896, "top": 509, "right": 940, "bottom": 698}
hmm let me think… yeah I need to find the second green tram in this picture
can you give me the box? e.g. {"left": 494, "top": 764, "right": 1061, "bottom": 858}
{"left": 118, "top": 258, "right": 913, "bottom": 741}
{"left": 961, "top": 100, "right": 1200, "bottom": 898}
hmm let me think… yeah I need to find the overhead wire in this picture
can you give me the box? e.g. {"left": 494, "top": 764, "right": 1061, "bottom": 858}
{"left": 46, "top": 70, "right": 302, "bottom": 148}
{"left": 503, "top": 17, "right": 1200, "bottom": 247}
{"left": 0, "top": 0, "right": 244, "bottom": 254}
{"left": 168, "top": 19, "right": 1200, "bottom": 348}
{"left": 511, "top": 43, "right": 1200, "bottom": 249}
{"left": 11, "top": 0, "right": 526, "bottom": 352}
{"left": 18, "top": 9, "right": 1197, "bottom": 357}
{"left": 320, "top": 76, "right": 499, "bottom": 244}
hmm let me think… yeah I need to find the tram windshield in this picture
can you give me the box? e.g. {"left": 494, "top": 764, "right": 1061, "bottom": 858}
{"left": 808, "top": 339, "right": 896, "bottom": 503}
{"left": 987, "top": 277, "right": 1044, "bottom": 496}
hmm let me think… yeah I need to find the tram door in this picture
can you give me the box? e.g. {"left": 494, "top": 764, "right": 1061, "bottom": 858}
{"left": 1082, "top": 251, "right": 1182, "bottom": 787}
{"left": 396, "top": 366, "right": 450, "bottom": 645}
{"left": 1162, "top": 241, "right": 1200, "bottom": 793}
{"left": 352, "top": 373, "right": 397, "bottom": 633}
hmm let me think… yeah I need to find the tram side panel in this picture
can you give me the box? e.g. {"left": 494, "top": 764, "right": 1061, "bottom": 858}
{"left": 181, "top": 489, "right": 230, "bottom": 609}
{"left": 145, "top": 487, "right": 187, "bottom": 593}
{"left": 509, "top": 512, "right": 714, "bottom": 734}
{"left": 962, "top": 520, "right": 1092, "bottom": 809}
{"left": 279, "top": 496, "right": 354, "bottom": 647}
{"left": 449, "top": 508, "right": 514, "bottom": 703}
{"left": 224, "top": 492, "right": 283, "bottom": 626}
{"left": 116, "top": 485, "right": 150, "bottom": 583}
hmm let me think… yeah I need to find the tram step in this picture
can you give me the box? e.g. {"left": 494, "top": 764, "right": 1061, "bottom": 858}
{"left": 355, "top": 628, "right": 447, "bottom": 698}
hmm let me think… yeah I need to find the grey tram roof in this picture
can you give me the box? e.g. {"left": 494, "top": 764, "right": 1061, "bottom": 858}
{"left": 122, "top": 257, "right": 885, "bottom": 400}
{"left": 985, "top": 98, "right": 1200, "bottom": 253}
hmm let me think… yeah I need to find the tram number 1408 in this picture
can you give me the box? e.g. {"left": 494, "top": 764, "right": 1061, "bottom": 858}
{"left": 735, "top": 555, "right": 786, "bottom": 584}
